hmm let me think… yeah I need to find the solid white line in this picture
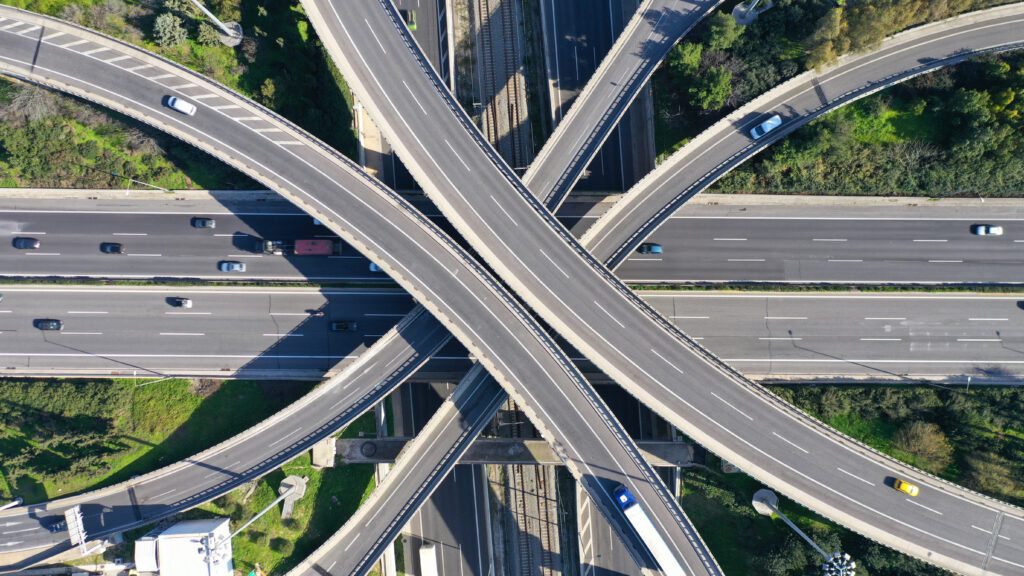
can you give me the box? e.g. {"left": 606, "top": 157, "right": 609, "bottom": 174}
{"left": 147, "top": 73, "right": 174, "bottom": 81}
{"left": 269, "top": 312, "right": 311, "bottom": 316}
{"left": 17, "top": 25, "right": 41, "bottom": 35}
{"left": 159, "top": 332, "right": 204, "bottom": 336}
{"left": 105, "top": 55, "right": 131, "bottom": 63}
{"left": 772, "top": 432, "right": 809, "bottom": 454}
{"left": 929, "top": 259, "right": 962, "bottom": 263}
{"left": 865, "top": 317, "right": 906, "bottom": 320}
{"left": 169, "top": 83, "right": 195, "bottom": 90}
{"left": 165, "top": 312, "right": 212, "bottom": 315}
{"left": 211, "top": 104, "right": 241, "bottom": 110}
{"left": 812, "top": 238, "right": 847, "bottom": 242}
{"left": 445, "top": 139, "right": 472, "bottom": 172}
{"left": 972, "top": 524, "right": 992, "bottom": 534}
{"left": 148, "top": 489, "right": 177, "bottom": 501}
{"left": 11, "top": 231, "right": 45, "bottom": 234}
{"left": 904, "top": 499, "right": 943, "bottom": 515}
{"left": 268, "top": 426, "right": 303, "bottom": 447}
{"left": 539, "top": 249, "right": 569, "bottom": 279}
{"left": 593, "top": 300, "right": 625, "bottom": 329}
{"left": 957, "top": 338, "right": 1001, "bottom": 342}
{"left": 263, "top": 333, "right": 303, "bottom": 337}
{"left": 58, "top": 332, "right": 102, "bottom": 335}
{"left": 227, "top": 254, "right": 263, "bottom": 258}
{"left": 829, "top": 259, "right": 863, "bottom": 263}
{"left": 764, "top": 316, "right": 807, "bottom": 320}
{"left": 127, "top": 253, "right": 161, "bottom": 257}
{"left": 60, "top": 39, "right": 88, "bottom": 49}
{"left": 24, "top": 252, "right": 60, "bottom": 256}
{"left": 728, "top": 258, "right": 765, "bottom": 262}
{"left": 490, "top": 195, "right": 517, "bottom": 227}
{"left": 401, "top": 80, "right": 428, "bottom": 114}
{"left": 709, "top": 391, "right": 753, "bottom": 421}
{"left": 759, "top": 337, "right": 801, "bottom": 341}
{"left": 81, "top": 47, "right": 107, "bottom": 56}
{"left": 112, "top": 232, "right": 147, "bottom": 236}
{"left": 836, "top": 467, "right": 874, "bottom": 486}
{"left": 192, "top": 94, "right": 219, "bottom": 100}
{"left": 860, "top": 338, "right": 902, "bottom": 341}
{"left": 67, "top": 311, "right": 108, "bottom": 314}
{"left": 125, "top": 64, "right": 151, "bottom": 71}
{"left": 41, "top": 31, "right": 64, "bottom": 41}
{"left": 968, "top": 318, "right": 1008, "bottom": 322}
{"left": 913, "top": 239, "right": 948, "bottom": 242}
{"left": 712, "top": 237, "right": 746, "bottom": 241}
{"left": 365, "top": 18, "right": 387, "bottom": 53}
{"left": 630, "top": 257, "right": 662, "bottom": 261}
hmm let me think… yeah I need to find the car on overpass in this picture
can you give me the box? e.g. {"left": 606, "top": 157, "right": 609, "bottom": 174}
{"left": 637, "top": 242, "right": 663, "bottom": 255}
{"left": 191, "top": 217, "right": 216, "bottom": 229}
{"left": 749, "top": 114, "right": 783, "bottom": 140}
{"left": 99, "top": 242, "right": 124, "bottom": 254}
{"left": 971, "top": 223, "right": 1003, "bottom": 236}
{"left": 218, "top": 260, "right": 247, "bottom": 272}
{"left": 165, "top": 95, "right": 197, "bottom": 116}
{"left": 893, "top": 478, "right": 920, "bottom": 497}
{"left": 33, "top": 318, "right": 63, "bottom": 331}
{"left": 12, "top": 236, "right": 40, "bottom": 249}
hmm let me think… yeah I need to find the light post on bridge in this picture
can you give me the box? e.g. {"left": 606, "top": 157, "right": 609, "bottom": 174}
{"left": 752, "top": 489, "right": 857, "bottom": 576}
{"left": 185, "top": 0, "right": 243, "bottom": 47}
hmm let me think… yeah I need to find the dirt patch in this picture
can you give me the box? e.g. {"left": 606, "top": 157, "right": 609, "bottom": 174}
{"left": 189, "top": 378, "right": 223, "bottom": 398}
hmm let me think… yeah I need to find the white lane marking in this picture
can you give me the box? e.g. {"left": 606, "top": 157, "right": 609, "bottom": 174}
{"left": 904, "top": 498, "right": 943, "bottom": 515}
{"left": 263, "top": 333, "right": 304, "bottom": 337}
{"left": 957, "top": 338, "right": 1001, "bottom": 342}
{"left": 211, "top": 104, "right": 241, "bottom": 110}
{"left": 127, "top": 253, "right": 162, "bottom": 257}
{"left": 159, "top": 332, "right": 204, "bottom": 336}
{"left": 17, "top": 25, "right": 40, "bottom": 34}
{"left": 227, "top": 254, "right": 263, "bottom": 258}
{"left": 67, "top": 311, "right": 108, "bottom": 314}
{"left": 81, "top": 47, "right": 108, "bottom": 56}
{"left": 712, "top": 237, "right": 746, "bottom": 241}
{"left": 275, "top": 141, "right": 303, "bottom": 146}
{"left": 728, "top": 258, "right": 765, "bottom": 262}
{"left": 41, "top": 31, "right": 64, "bottom": 41}
{"left": 365, "top": 18, "right": 387, "bottom": 53}
{"left": 490, "top": 195, "right": 517, "bottom": 227}
{"left": 125, "top": 64, "right": 151, "bottom": 71}
{"left": 401, "top": 80, "right": 428, "bottom": 114}
{"left": 710, "top": 391, "right": 753, "bottom": 421}
{"left": 764, "top": 316, "right": 807, "bottom": 320}
{"left": 671, "top": 316, "right": 709, "bottom": 319}
{"left": 759, "top": 337, "right": 801, "bottom": 341}
{"left": 593, "top": 300, "right": 625, "bottom": 329}
{"left": 58, "top": 332, "right": 102, "bottom": 335}
{"left": 0, "top": 310, "right": 11, "bottom": 313}
{"left": 192, "top": 94, "right": 219, "bottom": 100}
{"left": 969, "top": 318, "right": 1008, "bottom": 322}
{"left": 1, "top": 527, "right": 38, "bottom": 534}
{"left": 650, "top": 348, "right": 685, "bottom": 377}
{"left": 268, "top": 426, "right": 303, "bottom": 447}
{"left": 169, "top": 82, "right": 196, "bottom": 90}
{"left": 269, "top": 312, "right": 310, "bottom": 316}
{"left": 630, "top": 257, "right": 662, "bottom": 261}
{"left": 1, "top": 22, "right": 25, "bottom": 31}
{"left": 165, "top": 312, "right": 212, "bottom": 315}
{"left": 860, "top": 338, "right": 902, "bottom": 341}
{"left": 865, "top": 317, "right": 905, "bottom": 320}
{"left": 149, "top": 488, "right": 177, "bottom": 501}
{"left": 112, "top": 232, "right": 147, "bottom": 236}
{"left": 772, "top": 432, "right": 809, "bottom": 454}
{"left": 12, "top": 231, "right": 43, "bottom": 234}
{"left": 24, "top": 252, "right": 60, "bottom": 256}
{"left": 836, "top": 467, "right": 874, "bottom": 486}
{"left": 148, "top": 73, "right": 174, "bottom": 81}
{"left": 233, "top": 116, "right": 261, "bottom": 121}
{"left": 445, "top": 139, "right": 472, "bottom": 172}
{"left": 812, "top": 238, "right": 847, "bottom": 242}
{"left": 253, "top": 127, "right": 283, "bottom": 132}
{"left": 913, "top": 239, "right": 948, "bottom": 242}
{"left": 539, "top": 249, "right": 569, "bottom": 279}
{"left": 105, "top": 55, "right": 131, "bottom": 63}
{"left": 828, "top": 259, "right": 863, "bottom": 263}
{"left": 929, "top": 259, "right": 962, "bottom": 263}
{"left": 327, "top": 561, "right": 337, "bottom": 572}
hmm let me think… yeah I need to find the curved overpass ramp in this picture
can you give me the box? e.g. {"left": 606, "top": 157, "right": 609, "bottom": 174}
{"left": 0, "top": 7, "right": 703, "bottom": 575}
{"left": 582, "top": 4, "right": 1024, "bottom": 267}
{"left": 305, "top": 1, "right": 1024, "bottom": 573}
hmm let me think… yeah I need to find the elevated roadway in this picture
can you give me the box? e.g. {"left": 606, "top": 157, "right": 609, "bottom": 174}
{"left": 582, "top": 5, "right": 1024, "bottom": 267}
{"left": 0, "top": 8, "right": 707, "bottom": 574}
{"left": 526, "top": 0, "right": 721, "bottom": 205}
{"left": 304, "top": 2, "right": 1024, "bottom": 573}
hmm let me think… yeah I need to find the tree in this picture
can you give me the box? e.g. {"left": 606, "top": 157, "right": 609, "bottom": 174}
{"left": 805, "top": 8, "right": 848, "bottom": 70}
{"left": 705, "top": 12, "right": 743, "bottom": 51}
{"left": 892, "top": 421, "right": 953, "bottom": 473}
{"left": 689, "top": 65, "right": 732, "bottom": 111}
{"left": 152, "top": 12, "right": 187, "bottom": 47}
{"left": 197, "top": 22, "right": 221, "bottom": 46}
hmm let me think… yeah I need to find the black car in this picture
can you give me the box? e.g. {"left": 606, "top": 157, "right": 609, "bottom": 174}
{"left": 12, "top": 237, "right": 40, "bottom": 249}
{"left": 330, "top": 320, "right": 358, "bottom": 332}
{"left": 99, "top": 242, "right": 124, "bottom": 254}
{"left": 34, "top": 318, "right": 63, "bottom": 331}
{"left": 191, "top": 217, "right": 216, "bottom": 229}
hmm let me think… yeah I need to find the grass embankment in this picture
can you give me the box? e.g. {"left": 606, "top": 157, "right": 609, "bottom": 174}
{"left": 0, "top": 378, "right": 313, "bottom": 503}
{"left": 1, "top": 0, "right": 357, "bottom": 189}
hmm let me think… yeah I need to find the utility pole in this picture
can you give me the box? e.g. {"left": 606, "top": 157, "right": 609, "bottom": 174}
{"left": 732, "top": 0, "right": 774, "bottom": 25}
{"left": 185, "top": 0, "right": 243, "bottom": 47}
{"left": 753, "top": 489, "right": 857, "bottom": 576}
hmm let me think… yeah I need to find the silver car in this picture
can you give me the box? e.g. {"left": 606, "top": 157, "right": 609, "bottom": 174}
{"left": 218, "top": 261, "right": 246, "bottom": 272}
{"left": 166, "top": 96, "right": 197, "bottom": 116}
{"left": 750, "top": 114, "right": 783, "bottom": 140}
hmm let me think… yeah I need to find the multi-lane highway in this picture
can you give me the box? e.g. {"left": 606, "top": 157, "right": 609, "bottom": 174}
{"left": 304, "top": 1, "right": 1024, "bottom": 573}
{"left": 4, "top": 286, "right": 1024, "bottom": 382}
{"left": 0, "top": 8, "right": 711, "bottom": 574}
{"left": 583, "top": 5, "right": 1024, "bottom": 267}
{"left": 527, "top": 0, "right": 720, "bottom": 204}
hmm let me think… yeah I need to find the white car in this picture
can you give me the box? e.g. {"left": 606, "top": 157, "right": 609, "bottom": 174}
{"left": 971, "top": 224, "right": 1004, "bottom": 236}
{"left": 166, "top": 96, "right": 197, "bottom": 116}
{"left": 750, "top": 114, "right": 783, "bottom": 140}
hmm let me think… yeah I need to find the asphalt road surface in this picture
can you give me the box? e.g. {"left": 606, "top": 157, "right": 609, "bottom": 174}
{"left": 583, "top": 6, "right": 1024, "bottom": 267}
{"left": 301, "top": 2, "right": 1024, "bottom": 571}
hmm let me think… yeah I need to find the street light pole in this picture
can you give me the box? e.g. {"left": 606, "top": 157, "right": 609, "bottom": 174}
{"left": 185, "top": 0, "right": 243, "bottom": 46}
{"left": 753, "top": 489, "right": 857, "bottom": 575}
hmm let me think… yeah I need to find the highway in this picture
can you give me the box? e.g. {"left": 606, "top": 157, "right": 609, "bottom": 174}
{"left": 304, "top": 2, "right": 1024, "bottom": 573}
{"left": 0, "top": 8, "right": 712, "bottom": 575}
{"left": 6, "top": 201, "right": 1024, "bottom": 283}
{"left": 526, "top": 0, "right": 720, "bottom": 205}
{"left": 583, "top": 6, "right": 1024, "bottom": 267}
{"left": 4, "top": 286, "right": 1024, "bottom": 381}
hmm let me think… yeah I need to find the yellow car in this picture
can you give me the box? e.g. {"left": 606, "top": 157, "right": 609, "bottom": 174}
{"left": 894, "top": 478, "right": 920, "bottom": 497}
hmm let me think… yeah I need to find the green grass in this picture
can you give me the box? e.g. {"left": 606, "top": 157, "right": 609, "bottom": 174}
{"left": 0, "top": 378, "right": 313, "bottom": 503}
{"left": 179, "top": 413, "right": 377, "bottom": 574}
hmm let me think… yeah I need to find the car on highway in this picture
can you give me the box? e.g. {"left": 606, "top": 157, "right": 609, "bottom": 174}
{"left": 893, "top": 478, "right": 920, "bottom": 497}
{"left": 330, "top": 320, "right": 358, "bottom": 332}
{"left": 191, "top": 217, "right": 216, "bottom": 229}
{"left": 171, "top": 297, "right": 193, "bottom": 308}
{"left": 637, "top": 243, "right": 663, "bottom": 255}
{"left": 750, "top": 114, "right": 783, "bottom": 140}
{"left": 99, "top": 242, "right": 124, "bottom": 254}
{"left": 34, "top": 318, "right": 63, "bottom": 331}
{"left": 218, "top": 260, "right": 247, "bottom": 272}
{"left": 12, "top": 236, "right": 40, "bottom": 249}
{"left": 971, "top": 224, "right": 1003, "bottom": 236}
{"left": 399, "top": 8, "right": 417, "bottom": 31}
{"left": 165, "top": 95, "right": 197, "bottom": 116}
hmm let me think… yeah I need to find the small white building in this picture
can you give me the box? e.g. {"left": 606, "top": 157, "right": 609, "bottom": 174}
{"left": 135, "top": 518, "right": 233, "bottom": 576}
